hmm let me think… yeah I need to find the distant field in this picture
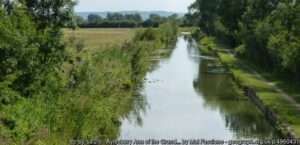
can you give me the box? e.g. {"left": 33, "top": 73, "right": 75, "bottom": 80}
{"left": 63, "top": 27, "right": 194, "bottom": 50}
{"left": 178, "top": 27, "right": 197, "bottom": 33}
{"left": 63, "top": 28, "right": 136, "bottom": 49}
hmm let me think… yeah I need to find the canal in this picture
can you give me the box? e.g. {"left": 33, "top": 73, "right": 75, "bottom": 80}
{"left": 120, "top": 36, "right": 277, "bottom": 139}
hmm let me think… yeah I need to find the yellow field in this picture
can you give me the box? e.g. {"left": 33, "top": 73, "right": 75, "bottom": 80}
{"left": 63, "top": 28, "right": 136, "bottom": 49}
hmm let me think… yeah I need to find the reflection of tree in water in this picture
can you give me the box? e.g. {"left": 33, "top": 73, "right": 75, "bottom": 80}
{"left": 147, "top": 41, "right": 177, "bottom": 74}
{"left": 121, "top": 41, "right": 179, "bottom": 126}
{"left": 117, "top": 39, "right": 177, "bottom": 135}
{"left": 193, "top": 59, "right": 277, "bottom": 139}
{"left": 121, "top": 89, "right": 149, "bottom": 127}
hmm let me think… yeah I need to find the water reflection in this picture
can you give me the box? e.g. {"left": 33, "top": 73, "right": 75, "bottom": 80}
{"left": 193, "top": 59, "right": 276, "bottom": 139}
{"left": 120, "top": 37, "right": 277, "bottom": 139}
{"left": 121, "top": 91, "right": 149, "bottom": 128}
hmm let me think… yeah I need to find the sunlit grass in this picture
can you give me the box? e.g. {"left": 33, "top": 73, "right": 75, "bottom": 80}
{"left": 178, "top": 27, "right": 197, "bottom": 33}
{"left": 63, "top": 28, "right": 136, "bottom": 49}
{"left": 218, "top": 52, "right": 300, "bottom": 137}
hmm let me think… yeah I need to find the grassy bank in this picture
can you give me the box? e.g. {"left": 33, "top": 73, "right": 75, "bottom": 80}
{"left": 0, "top": 24, "right": 177, "bottom": 144}
{"left": 196, "top": 35, "right": 300, "bottom": 137}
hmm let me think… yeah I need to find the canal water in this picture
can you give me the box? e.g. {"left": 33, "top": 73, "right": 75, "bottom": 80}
{"left": 120, "top": 37, "right": 277, "bottom": 139}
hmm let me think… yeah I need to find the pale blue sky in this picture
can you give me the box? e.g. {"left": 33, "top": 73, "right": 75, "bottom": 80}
{"left": 75, "top": 0, "right": 195, "bottom": 13}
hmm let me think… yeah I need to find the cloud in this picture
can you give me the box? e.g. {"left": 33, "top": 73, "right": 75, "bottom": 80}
{"left": 75, "top": 0, "right": 195, "bottom": 12}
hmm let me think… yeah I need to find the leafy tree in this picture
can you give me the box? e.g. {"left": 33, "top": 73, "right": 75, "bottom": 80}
{"left": 107, "top": 12, "right": 124, "bottom": 21}
{"left": 75, "top": 15, "right": 85, "bottom": 26}
{"left": 266, "top": 1, "right": 300, "bottom": 77}
{"left": 142, "top": 14, "right": 167, "bottom": 27}
{"left": 88, "top": 14, "right": 102, "bottom": 24}
{"left": 182, "top": 12, "right": 198, "bottom": 27}
{"left": 81, "top": 13, "right": 145, "bottom": 28}
{"left": 20, "top": 0, "right": 76, "bottom": 30}
{"left": 188, "top": 0, "right": 300, "bottom": 80}
{"left": 0, "top": 0, "right": 75, "bottom": 142}
{"left": 189, "top": 0, "right": 220, "bottom": 34}
{"left": 124, "top": 13, "right": 142, "bottom": 22}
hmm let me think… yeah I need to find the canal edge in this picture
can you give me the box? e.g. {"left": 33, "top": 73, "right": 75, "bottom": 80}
{"left": 215, "top": 52, "right": 298, "bottom": 139}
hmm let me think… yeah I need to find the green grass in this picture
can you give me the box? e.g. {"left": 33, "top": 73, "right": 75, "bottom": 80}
{"left": 178, "top": 27, "right": 197, "bottom": 33}
{"left": 62, "top": 28, "right": 137, "bottom": 79}
{"left": 218, "top": 51, "right": 300, "bottom": 137}
{"left": 197, "top": 37, "right": 216, "bottom": 55}
{"left": 63, "top": 28, "right": 136, "bottom": 49}
{"left": 244, "top": 62, "right": 300, "bottom": 104}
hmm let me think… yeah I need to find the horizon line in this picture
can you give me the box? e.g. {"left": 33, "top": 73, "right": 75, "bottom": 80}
{"left": 74, "top": 10, "right": 187, "bottom": 13}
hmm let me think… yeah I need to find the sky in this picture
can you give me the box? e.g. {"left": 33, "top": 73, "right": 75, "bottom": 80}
{"left": 75, "top": 0, "right": 195, "bottom": 13}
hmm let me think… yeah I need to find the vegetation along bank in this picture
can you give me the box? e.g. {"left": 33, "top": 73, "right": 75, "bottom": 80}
{"left": 187, "top": 0, "right": 300, "bottom": 138}
{"left": 194, "top": 35, "right": 300, "bottom": 138}
{"left": 0, "top": 0, "right": 178, "bottom": 144}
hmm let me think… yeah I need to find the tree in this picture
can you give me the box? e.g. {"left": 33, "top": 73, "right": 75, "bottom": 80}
{"left": 0, "top": 0, "right": 75, "bottom": 98}
{"left": 189, "top": 0, "right": 220, "bottom": 35}
{"left": 124, "top": 13, "right": 142, "bottom": 22}
{"left": 88, "top": 14, "right": 102, "bottom": 24}
{"left": 189, "top": 0, "right": 300, "bottom": 80}
{"left": 142, "top": 14, "right": 166, "bottom": 27}
{"left": 218, "top": 0, "right": 247, "bottom": 31}
{"left": 1, "top": 0, "right": 76, "bottom": 143}
{"left": 107, "top": 12, "right": 124, "bottom": 21}
{"left": 182, "top": 12, "right": 197, "bottom": 27}
{"left": 75, "top": 15, "right": 85, "bottom": 26}
{"left": 20, "top": 0, "right": 76, "bottom": 30}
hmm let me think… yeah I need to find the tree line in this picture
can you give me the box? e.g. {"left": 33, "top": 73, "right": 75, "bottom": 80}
{"left": 188, "top": 0, "right": 300, "bottom": 80}
{"left": 76, "top": 13, "right": 180, "bottom": 28}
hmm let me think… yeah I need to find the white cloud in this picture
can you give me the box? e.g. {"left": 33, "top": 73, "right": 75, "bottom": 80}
{"left": 75, "top": 0, "right": 195, "bottom": 12}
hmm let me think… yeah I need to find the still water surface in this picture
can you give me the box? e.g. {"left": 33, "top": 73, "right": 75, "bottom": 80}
{"left": 120, "top": 37, "right": 277, "bottom": 139}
